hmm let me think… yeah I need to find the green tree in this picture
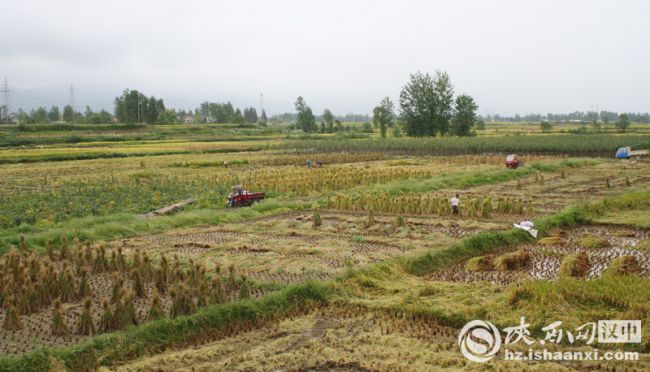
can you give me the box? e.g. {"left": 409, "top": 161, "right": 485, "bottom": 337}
{"left": 616, "top": 113, "right": 630, "bottom": 133}
{"left": 144, "top": 96, "right": 165, "bottom": 124}
{"left": 114, "top": 89, "right": 164, "bottom": 124}
{"left": 0, "top": 105, "right": 8, "bottom": 123}
{"left": 47, "top": 106, "right": 61, "bottom": 122}
{"left": 433, "top": 71, "right": 454, "bottom": 135}
{"left": 294, "top": 96, "right": 316, "bottom": 132}
{"left": 540, "top": 120, "right": 553, "bottom": 132}
{"left": 233, "top": 108, "right": 246, "bottom": 124}
{"left": 157, "top": 109, "right": 178, "bottom": 124}
{"left": 243, "top": 107, "right": 258, "bottom": 123}
{"left": 62, "top": 105, "right": 74, "bottom": 123}
{"left": 84, "top": 106, "right": 99, "bottom": 124}
{"left": 450, "top": 94, "right": 478, "bottom": 136}
{"left": 83, "top": 106, "right": 113, "bottom": 124}
{"left": 98, "top": 109, "right": 112, "bottom": 123}
{"left": 260, "top": 109, "right": 268, "bottom": 124}
{"left": 199, "top": 101, "right": 210, "bottom": 119}
{"left": 392, "top": 120, "right": 404, "bottom": 137}
{"left": 114, "top": 89, "right": 146, "bottom": 123}
{"left": 322, "top": 108, "right": 334, "bottom": 133}
{"left": 222, "top": 102, "right": 235, "bottom": 122}
{"left": 600, "top": 111, "right": 610, "bottom": 125}
{"left": 32, "top": 107, "right": 48, "bottom": 123}
{"left": 17, "top": 109, "right": 34, "bottom": 124}
{"left": 373, "top": 97, "right": 394, "bottom": 138}
{"left": 399, "top": 72, "right": 435, "bottom": 136}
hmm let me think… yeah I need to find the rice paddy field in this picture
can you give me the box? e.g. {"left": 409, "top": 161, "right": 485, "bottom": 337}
{"left": 0, "top": 124, "right": 650, "bottom": 371}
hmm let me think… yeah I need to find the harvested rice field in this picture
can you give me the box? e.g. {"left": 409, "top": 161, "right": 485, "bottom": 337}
{"left": 1, "top": 140, "right": 650, "bottom": 371}
{"left": 116, "top": 210, "right": 493, "bottom": 285}
{"left": 4, "top": 4, "right": 650, "bottom": 368}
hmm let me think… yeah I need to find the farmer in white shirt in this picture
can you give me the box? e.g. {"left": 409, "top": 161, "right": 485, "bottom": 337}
{"left": 450, "top": 194, "right": 460, "bottom": 216}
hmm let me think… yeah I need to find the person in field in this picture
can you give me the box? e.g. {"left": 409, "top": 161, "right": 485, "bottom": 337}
{"left": 450, "top": 194, "right": 460, "bottom": 216}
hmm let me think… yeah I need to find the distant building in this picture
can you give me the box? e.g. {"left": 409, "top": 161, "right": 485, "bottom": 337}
{"left": 1, "top": 115, "right": 17, "bottom": 124}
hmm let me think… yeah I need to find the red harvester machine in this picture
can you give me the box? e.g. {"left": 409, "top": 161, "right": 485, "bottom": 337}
{"left": 505, "top": 154, "right": 520, "bottom": 169}
{"left": 227, "top": 186, "right": 265, "bottom": 207}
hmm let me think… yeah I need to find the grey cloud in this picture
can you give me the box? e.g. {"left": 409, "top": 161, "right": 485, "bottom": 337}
{"left": 1, "top": 0, "right": 648, "bottom": 115}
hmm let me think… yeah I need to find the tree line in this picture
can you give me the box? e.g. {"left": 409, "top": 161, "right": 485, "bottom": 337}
{"left": 10, "top": 105, "right": 113, "bottom": 125}
{"left": 269, "top": 112, "right": 370, "bottom": 124}
{"left": 293, "top": 70, "right": 480, "bottom": 138}
{"left": 197, "top": 101, "right": 267, "bottom": 125}
{"left": 488, "top": 111, "right": 650, "bottom": 124}
{"left": 114, "top": 89, "right": 170, "bottom": 124}
{"left": 540, "top": 113, "right": 633, "bottom": 133}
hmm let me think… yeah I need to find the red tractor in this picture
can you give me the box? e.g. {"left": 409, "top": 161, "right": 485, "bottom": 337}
{"left": 505, "top": 154, "right": 520, "bottom": 169}
{"left": 227, "top": 186, "right": 265, "bottom": 207}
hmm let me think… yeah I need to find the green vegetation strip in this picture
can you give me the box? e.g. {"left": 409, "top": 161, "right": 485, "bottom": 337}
{"left": 0, "top": 199, "right": 311, "bottom": 254}
{"left": 0, "top": 146, "right": 265, "bottom": 165}
{"left": 406, "top": 229, "right": 533, "bottom": 275}
{"left": 287, "top": 134, "right": 650, "bottom": 156}
{"left": 0, "top": 282, "right": 328, "bottom": 372}
{"left": 356, "top": 159, "right": 597, "bottom": 196}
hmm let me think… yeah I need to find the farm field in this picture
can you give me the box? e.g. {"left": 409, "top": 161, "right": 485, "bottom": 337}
{"left": 6, "top": 0, "right": 650, "bottom": 369}
{"left": 0, "top": 127, "right": 649, "bottom": 371}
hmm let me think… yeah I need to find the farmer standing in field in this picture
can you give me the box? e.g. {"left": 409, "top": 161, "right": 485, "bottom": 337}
{"left": 450, "top": 194, "right": 460, "bottom": 216}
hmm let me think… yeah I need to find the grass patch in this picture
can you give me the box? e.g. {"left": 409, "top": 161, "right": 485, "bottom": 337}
{"left": 578, "top": 234, "right": 610, "bottom": 249}
{"left": 360, "top": 159, "right": 597, "bottom": 196}
{"left": 406, "top": 228, "right": 532, "bottom": 275}
{"left": 595, "top": 209, "right": 650, "bottom": 229}
{"left": 0, "top": 199, "right": 310, "bottom": 255}
{"left": 581, "top": 190, "right": 650, "bottom": 218}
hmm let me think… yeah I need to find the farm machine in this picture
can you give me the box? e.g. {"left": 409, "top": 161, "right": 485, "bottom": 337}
{"left": 505, "top": 154, "right": 520, "bottom": 169}
{"left": 615, "top": 147, "right": 649, "bottom": 160}
{"left": 227, "top": 186, "right": 265, "bottom": 207}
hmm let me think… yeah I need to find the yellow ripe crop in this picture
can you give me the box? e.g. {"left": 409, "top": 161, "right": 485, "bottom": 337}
{"left": 328, "top": 192, "right": 531, "bottom": 219}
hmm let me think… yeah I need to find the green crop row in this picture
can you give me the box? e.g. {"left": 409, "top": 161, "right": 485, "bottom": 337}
{"left": 285, "top": 134, "right": 650, "bottom": 156}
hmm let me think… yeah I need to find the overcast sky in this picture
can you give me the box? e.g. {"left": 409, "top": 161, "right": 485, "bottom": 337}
{"left": 1, "top": 0, "right": 649, "bottom": 116}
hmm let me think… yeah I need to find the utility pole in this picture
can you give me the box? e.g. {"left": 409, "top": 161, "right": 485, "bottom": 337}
{"left": 259, "top": 93, "right": 264, "bottom": 114}
{"left": 1, "top": 77, "right": 11, "bottom": 123}
{"left": 69, "top": 84, "right": 75, "bottom": 112}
